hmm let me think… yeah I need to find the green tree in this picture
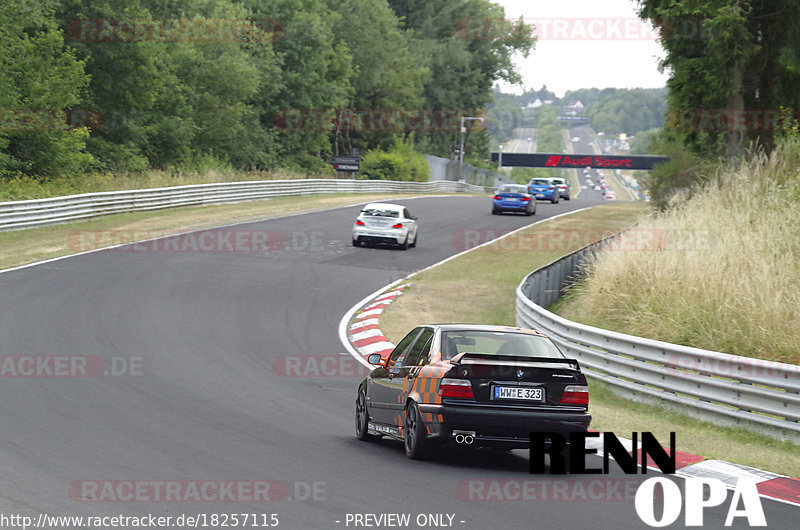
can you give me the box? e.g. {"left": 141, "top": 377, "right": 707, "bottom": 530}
{"left": 0, "top": 0, "right": 93, "bottom": 177}
{"left": 245, "top": 0, "right": 353, "bottom": 171}
{"left": 327, "top": 0, "right": 427, "bottom": 154}
{"left": 388, "top": 0, "right": 535, "bottom": 158}
{"left": 638, "top": 0, "right": 800, "bottom": 157}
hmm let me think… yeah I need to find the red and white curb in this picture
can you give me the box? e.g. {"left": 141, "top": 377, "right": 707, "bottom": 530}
{"left": 347, "top": 284, "right": 411, "bottom": 360}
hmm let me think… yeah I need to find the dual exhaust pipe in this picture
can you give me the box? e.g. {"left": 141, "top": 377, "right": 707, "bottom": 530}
{"left": 453, "top": 430, "right": 476, "bottom": 445}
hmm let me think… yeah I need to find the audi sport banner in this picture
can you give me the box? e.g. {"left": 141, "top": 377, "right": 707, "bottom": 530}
{"left": 491, "top": 153, "right": 668, "bottom": 170}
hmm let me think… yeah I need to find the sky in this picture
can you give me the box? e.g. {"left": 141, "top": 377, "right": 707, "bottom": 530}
{"left": 491, "top": 0, "right": 669, "bottom": 97}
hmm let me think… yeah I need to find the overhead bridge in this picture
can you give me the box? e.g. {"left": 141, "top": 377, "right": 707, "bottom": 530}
{"left": 490, "top": 152, "right": 668, "bottom": 170}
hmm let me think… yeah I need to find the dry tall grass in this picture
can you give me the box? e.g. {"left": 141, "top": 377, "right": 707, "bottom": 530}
{"left": 558, "top": 140, "right": 800, "bottom": 364}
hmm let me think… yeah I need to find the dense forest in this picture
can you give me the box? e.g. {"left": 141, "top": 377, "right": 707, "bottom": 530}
{"left": 0, "top": 0, "right": 534, "bottom": 179}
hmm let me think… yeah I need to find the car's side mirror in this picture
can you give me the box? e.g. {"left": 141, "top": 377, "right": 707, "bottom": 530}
{"left": 367, "top": 353, "right": 383, "bottom": 366}
{"left": 410, "top": 216, "right": 417, "bottom": 220}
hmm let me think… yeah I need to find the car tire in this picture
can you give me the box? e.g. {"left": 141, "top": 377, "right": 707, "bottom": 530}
{"left": 399, "top": 234, "right": 409, "bottom": 250}
{"left": 410, "top": 231, "right": 417, "bottom": 248}
{"left": 355, "top": 389, "right": 380, "bottom": 442}
{"left": 525, "top": 205, "right": 533, "bottom": 216}
{"left": 551, "top": 195, "right": 559, "bottom": 204}
{"left": 352, "top": 237, "right": 360, "bottom": 247}
{"left": 492, "top": 209, "right": 499, "bottom": 215}
{"left": 564, "top": 194, "right": 570, "bottom": 201}
{"left": 403, "top": 402, "right": 429, "bottom": 460}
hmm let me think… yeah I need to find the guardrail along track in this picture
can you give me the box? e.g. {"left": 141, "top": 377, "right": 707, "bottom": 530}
{"left": 0, "top": 179, "right": 488, "bottom": 231}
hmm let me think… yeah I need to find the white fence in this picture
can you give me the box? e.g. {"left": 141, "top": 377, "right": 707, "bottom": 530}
{"left": 0, "top": 179, "right": 488, "bottom": 231}
{"left": 516, "top": 236, "right": 800, "bottom": 442}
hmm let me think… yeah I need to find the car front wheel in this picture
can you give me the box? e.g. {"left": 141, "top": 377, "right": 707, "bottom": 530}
{"left": 356, "top": 389, "right": 380, "bottom": 442}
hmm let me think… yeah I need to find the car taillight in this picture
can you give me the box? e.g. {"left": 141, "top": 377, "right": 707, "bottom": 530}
{"left": 560, "top": 385, "right": 589, "bottom": 405}
{"left": 493, "top": 195, "right": 501, "bottom": 200}
{"left": 391, "top": 223, "right": 403, "bottom": 229}
{"left": 521, "top": 197, "right": 530, "bottom": 201}
{"left": 356, "top": 220, "right": 365, "bottom": 226}
{"left": 439, "top": 378, "right": 474, "bottom": 399}
{"left": 548, "top": 186, "right": 554, "bottom": 190}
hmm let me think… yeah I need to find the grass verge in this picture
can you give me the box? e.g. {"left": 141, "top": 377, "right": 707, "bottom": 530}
{"left": 0, "top": 192, "right": 453, "bottom": 270}
{"left": 378, "top": 201, "right": 800, "bottom": 477}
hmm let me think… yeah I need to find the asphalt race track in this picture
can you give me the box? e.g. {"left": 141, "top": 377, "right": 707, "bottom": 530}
{"left": 0, "top": 195, "right": 795, "bottom": 529}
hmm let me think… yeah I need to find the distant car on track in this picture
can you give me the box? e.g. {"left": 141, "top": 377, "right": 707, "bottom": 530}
{"left": 355, "top": 324, "right": 591, "bottom": 459}
{"left": 352, "top": 202, "right": 418, "bottom": 250}
{"left": 527, "top": 178, "right": 559, "bottom": 203}
{"left": 550, "top": 177, "right": 570, "bottom": 200}
{"left": 492, "top": 184, "right": 535, "bottom": 216}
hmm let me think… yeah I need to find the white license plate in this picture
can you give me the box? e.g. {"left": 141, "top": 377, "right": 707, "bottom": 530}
{"left": 536, "top": 194, "right": 545, "bottom": 198}
{"left": 506, "top": 197, "right": 518, "bottom": 201}
{"left": 493, "top": 386, "right": 544, "bottom": 401}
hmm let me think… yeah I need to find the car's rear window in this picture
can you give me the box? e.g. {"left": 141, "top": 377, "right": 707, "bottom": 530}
{"left": 529, "top": 179, "right": 549, "bottom": 185}
{"left": 498, "top": 185, "right": 526, "bottom": 194}
{"left": 361, "top": 208, "right": 400, "bottom": 218}
{"left": 441, "top": 331, "right": 564, "bottom": 359}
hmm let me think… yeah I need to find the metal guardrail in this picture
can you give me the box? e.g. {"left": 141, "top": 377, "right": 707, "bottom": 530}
{"left": 516, "top": 234, "right": 800, "bottom": 441}
{"left": 0, "top": 179, "right": 488, "bottom": 231}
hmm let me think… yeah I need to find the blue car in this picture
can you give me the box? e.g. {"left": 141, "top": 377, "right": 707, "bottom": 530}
{"left": 492, "top": 184, "right": 535, "bottom": 216}
{"left": 528, "top": 178, "right": 559, "bottom": 204}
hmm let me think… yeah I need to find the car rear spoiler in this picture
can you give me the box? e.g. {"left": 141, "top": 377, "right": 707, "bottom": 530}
{"left": 449, "top": 352, "right": 580, "bottom": 370}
